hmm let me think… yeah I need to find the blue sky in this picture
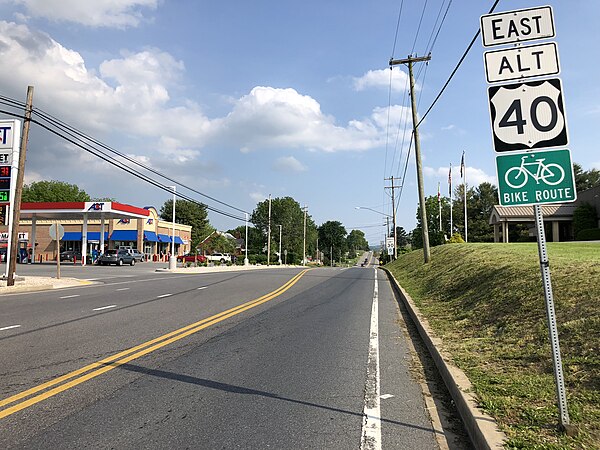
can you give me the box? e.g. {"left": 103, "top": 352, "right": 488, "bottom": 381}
{"left": 0, "top": 1, "right": 598, "bottom": 245}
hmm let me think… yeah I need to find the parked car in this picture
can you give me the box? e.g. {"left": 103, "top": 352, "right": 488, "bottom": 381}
{"left": 60, "top": 250, "right": 82, "bottom": 262}
{"left": 177, "top": 254, "right": 207, "bottom": 263}
{"left": 128, "top": 249, "right": 146, "bottom": 262}
{"left": 97, "top": 249, "right": 136, "bottom": 266}
{"left": 205, "top": 252, "right": 232, "bottom": 263}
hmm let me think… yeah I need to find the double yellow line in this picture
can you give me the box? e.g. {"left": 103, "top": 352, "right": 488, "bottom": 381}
{"left": 0, "top": 269, "right": 309, "bottom": 419}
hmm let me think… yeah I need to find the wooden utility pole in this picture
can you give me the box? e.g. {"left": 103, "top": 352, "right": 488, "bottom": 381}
{"left": 384, "top": 176, "right": 401, "bottom": 259}
{"left": 389, "top": 55, "right": 431, "bottom": 263}
{"left": 7, "top": 86, "right": 34, "bottom": 286}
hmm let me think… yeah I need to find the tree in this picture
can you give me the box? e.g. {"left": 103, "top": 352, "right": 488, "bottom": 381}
{"left": 573, "top": 202, "right": 598, "bottom": 239}
{"left": 22, "top": 180, "right": 90, "bottom": 202}
{"left": 573, "top": 163, "right": 600, "bottom": 192}
{"left": 227, "top": 225, "right": 264, "bottom": 255}
{"left": 394, "top": 226, "right": 410, "bottom": 248}
{"left": 209, "top": 233, "right": 236, "bottom": 253}
{"left": 159, "top": 200, "right": 213, "bottom": 252}
{"left": 250, "top": 196, "right": 318, "bottom": 264}
{"left": 412, "top": 195, "right": 448, "bottom": 249}
{"left": 346, "top": 229, "right": 368, "bottom": 257}
{"left": 451, "top": 182, "right": 498, "bottom": 243}
{"left": 318, "top": 221, "right": 347, "bottom": 264}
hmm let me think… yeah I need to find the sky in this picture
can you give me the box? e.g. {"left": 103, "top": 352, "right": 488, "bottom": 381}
{"left": 0, "top": 0, "right": 598, "bottom": 246}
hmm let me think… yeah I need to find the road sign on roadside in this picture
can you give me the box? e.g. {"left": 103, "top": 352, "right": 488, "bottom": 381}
{"left": 496, "top": 149, "right": 576, "bottom": 206}
{"left": 385, "top": 237, "right": 394, "bottom": 256}
{"left": 49, "top": 223, "right": 65, "bottom": 240}
{"left": 481, "top": 6, "right": 555, "bottom": 47}
{"left": 484, "top": 42, "right": 559, "bottom": 84}
{"left": 488, "top": 78, "right": 568, "bottom": 152}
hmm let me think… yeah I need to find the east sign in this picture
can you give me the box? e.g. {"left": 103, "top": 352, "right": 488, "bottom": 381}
{"left": 480, "top": 5, "right": 555, "bottom": 47}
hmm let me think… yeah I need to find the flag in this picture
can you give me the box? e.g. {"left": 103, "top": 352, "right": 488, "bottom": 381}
{"left": 448, "top": 163, "right": 452, "bottom": 196}
{"left": 437, "top": 182, "right": 441, "bottom": 203}
{"left": 460, "top": 151, "right": 465, "bottom": 178}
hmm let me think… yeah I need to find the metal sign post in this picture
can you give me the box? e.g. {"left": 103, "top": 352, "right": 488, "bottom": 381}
{"left": 533, "top": 205, "right": 569, "bottom": 427}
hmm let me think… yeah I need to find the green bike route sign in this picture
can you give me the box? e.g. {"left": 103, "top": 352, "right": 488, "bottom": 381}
{"left": 496, "top": 148, "right": 576, "bottom": 206}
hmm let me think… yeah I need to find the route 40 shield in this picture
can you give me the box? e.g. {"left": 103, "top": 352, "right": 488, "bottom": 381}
{"left": 496, "top": 149, "right": 576, "bottom": 206}
{"left": 488, "top": 78, "right": 568, "bottom": 153}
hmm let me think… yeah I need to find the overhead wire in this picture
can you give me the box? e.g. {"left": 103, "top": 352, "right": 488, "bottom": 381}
{"left": 416, "top": 0, "right": 501, "bottom": 128}
{"left": 33, "top": 106, "right": 249, "bottom": 215}
{"left": 0, "top": 104, "right": 247, "bottom": 222}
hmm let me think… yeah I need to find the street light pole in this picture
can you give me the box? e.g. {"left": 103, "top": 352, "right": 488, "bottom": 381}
{"left": 244, "top": 212, "right": 249, "bottom": 266}
{"left": 302, "top": 205, "right": 307, "bottom": 266}
{"left": 169, "top": 186, "right": 176, "bottom": 270}
{"left": 278, "top": 224, "right": 282, "bottom": 265}
{"left": 267, "top": 194, "right": 271, "bottom": 266}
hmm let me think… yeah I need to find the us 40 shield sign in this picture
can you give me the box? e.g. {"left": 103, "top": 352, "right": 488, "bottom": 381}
{"left": 488, "top": 78, "right": 568, "bottom": 153}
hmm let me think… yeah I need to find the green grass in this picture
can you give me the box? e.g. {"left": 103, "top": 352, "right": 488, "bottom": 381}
{"left": 386, "top": 242, "right": 600, "bottom": 449}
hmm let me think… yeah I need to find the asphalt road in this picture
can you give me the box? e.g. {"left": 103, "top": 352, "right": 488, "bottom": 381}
{"left": 0, "top": 257, "right": 442, "bottom": 449}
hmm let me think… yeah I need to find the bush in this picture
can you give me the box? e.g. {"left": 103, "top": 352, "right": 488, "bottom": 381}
{"left": 446, "top": 232, "right": 465, "bottom": 244}
{"left": 573, "top": 202, "right": 598, "bottom": 238}
{"left": 576, "top": 228, "right": 600, "bottom": 241}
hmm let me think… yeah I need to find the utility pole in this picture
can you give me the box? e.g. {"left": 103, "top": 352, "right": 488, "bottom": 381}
{"left": 384, "top": 176, "right": 400, "bottom": 259}
{"left": 302, "top": 205, "right": 307, "bottom": 266}
{"left": 7, "top": 86, "right": 33, "bottom": 286}
{"left": 267, "top": 194, "right": 271, "bottom": 266}
{"left": 390, "top": 55, "right": 431, "bottom": 263}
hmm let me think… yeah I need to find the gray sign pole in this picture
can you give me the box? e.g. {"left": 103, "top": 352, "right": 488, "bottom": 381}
{"left": 533, "top": 204, "right": 569, "bottom": 428}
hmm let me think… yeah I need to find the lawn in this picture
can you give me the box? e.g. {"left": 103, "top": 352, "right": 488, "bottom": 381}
{"left": 386, "top": 242, "right": 600, "bottom": 449}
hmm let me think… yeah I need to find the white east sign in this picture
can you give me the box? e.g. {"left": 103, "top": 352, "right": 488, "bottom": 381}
{"left": 484, "top": 42, "right": 559, "bottom": 83}
{"left": 481, "top": 6, "right": 555, "bottom": 47}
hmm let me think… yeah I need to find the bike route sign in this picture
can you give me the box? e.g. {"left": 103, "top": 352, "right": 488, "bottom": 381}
{"left": 496, "top": 149, "right": 576, "bottom": 206}
{"left": 488, "top": 78, "right": 568, "bottom": 153}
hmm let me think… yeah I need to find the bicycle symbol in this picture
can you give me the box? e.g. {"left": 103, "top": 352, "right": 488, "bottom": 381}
{"left": 504, "top": 155, "right": 565, "bottom": 189}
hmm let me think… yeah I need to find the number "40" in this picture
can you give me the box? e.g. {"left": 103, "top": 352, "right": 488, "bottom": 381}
{"left": 499, "top": 96, "right": 558, "bottom": 135}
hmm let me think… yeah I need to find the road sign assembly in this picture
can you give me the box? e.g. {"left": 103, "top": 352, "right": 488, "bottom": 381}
{"left": 480, "top": 5, "right": 571, "bottom": 428}
{"left": 488, "top": 78, "right": 568, "bottom": 152}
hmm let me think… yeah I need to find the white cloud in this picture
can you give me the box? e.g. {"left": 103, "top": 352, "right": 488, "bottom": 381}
{"left": 0, "top": 20, "right": 398, "bottom": 181}
{"left": 273, "top": 156, "right": 307, "bottom": 173}
{"left": 4, "top": 0, "right": 158, "bottom": 28}
{"left": 209, "top": 86, "right": 390, "bottom": 153}
{"left": 353, "top": 68, "right": 413, "bottom": 93}
{"left": 441, "top": 124, "right": 455, "bottom": 131}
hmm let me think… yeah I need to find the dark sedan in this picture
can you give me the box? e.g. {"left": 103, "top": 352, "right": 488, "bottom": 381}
{"left": 97, "top": 249, "right": 136, "bottom": 266}
{"left": 60, "top": 250, "right": 82, "bottom": 262}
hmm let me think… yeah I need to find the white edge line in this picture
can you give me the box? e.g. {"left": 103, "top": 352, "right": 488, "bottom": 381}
{"left": 157, "top": 293, "right": 172, "bottom": 298}
{"left": 197, "top": 287, "right": 207, "bottom": 290}
{"left": 361, "top": 267, "right": 382, "bottom": 450}
{"left": 0, "top": 325, "right": 21, "bottom": 331}
{"left": 115, "top": 288, "right": 130, "bottom": 291}
{"left": 92, "top": 305, "right": 117, "bottom": 311}
{"left": 59, "top": 295, "right": 80, "bottom": 299}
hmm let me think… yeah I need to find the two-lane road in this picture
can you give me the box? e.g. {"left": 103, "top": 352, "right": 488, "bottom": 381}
{"left": 0, "top": 264, "right": 443, "bottom": 448}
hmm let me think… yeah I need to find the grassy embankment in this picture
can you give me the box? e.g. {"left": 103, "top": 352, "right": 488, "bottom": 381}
{"left": 386, "top": 243, "right": 599, "bottom": 449}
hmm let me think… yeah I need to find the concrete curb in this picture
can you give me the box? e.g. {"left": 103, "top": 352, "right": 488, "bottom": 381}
{"left": 0, "top": 278, "right": 95, "bottom": 295}
{"left": 381, "top": 267, "right": 507, "bottom": 450}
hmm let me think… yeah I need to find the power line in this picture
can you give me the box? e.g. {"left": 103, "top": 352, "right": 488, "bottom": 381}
{"left": 33, "top": 106, "right": 249, "bottom": 215}
{"left": 416, "top": 0, "right": 501, "bottom": 128}
{"left": 0, "top": 107, "right": 246, "bottom": 222}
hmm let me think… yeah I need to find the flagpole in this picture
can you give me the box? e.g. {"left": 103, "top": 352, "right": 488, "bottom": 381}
{"left": 463, "top": 151, "right": 468, "bottom": 243}
{"left": 438, "top": 182, "right": 442, "bottom": 232}
{"left": 449, "top": 163, "right": 453, "bottom": 237}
